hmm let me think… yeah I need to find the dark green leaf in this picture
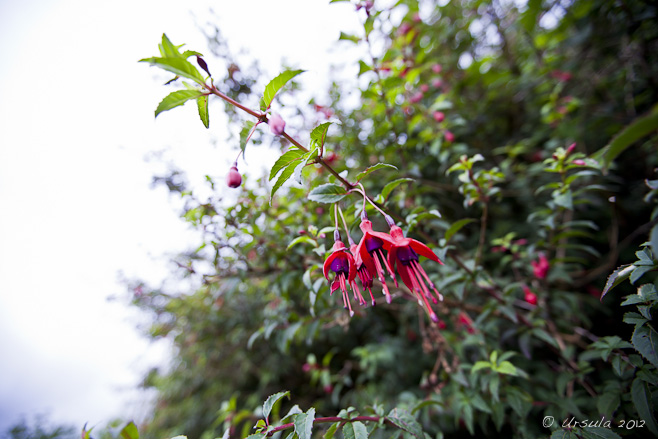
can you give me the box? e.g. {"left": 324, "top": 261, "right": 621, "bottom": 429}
{"left": 323, "top": 423, "right": 339, "bottom": 439}
{"left": 342, "top": 421, "right": 368, "bottom": 439}
{"left": 262, "top": 391, "right": 290, "bottom": 423}
{"left": 550, "top": 431, "right": 578, "bottom": 439}
{"left": 631, "top": 378, "right": 658, "bottom": 435}
{"left": 155, "top": 90, "right": 203, "bottom": 117}
{"left": 597, "top": 104, "right": 658, "bottom": 171}
{"left": 293, "top": 408, "right": 315, "bottom": 439}
{"left": 196, "top": 95, "right": 209, "bottom": 128}
{"left": 444, "top": 218, "right": 476, "bottom": 242}
{"left": 597, "top": 391, "right": 620, "bottom": 419}
{"left": 380, "top": 178, "right": 413, "bottom": 200}
{"left": 632, "top": 324, "right": 658, "bottom": 368}
{"left": 308, "top": 183, "right": 348, "bottom": 203}
{"left": 386, "top": 409, "right": 424, "bottom": 439}
{"left": 355, "top": 163, "right": 397, "bottom": 182}
{"left": 272, "top": 162, "right": 300, "bottom": 200}
{"left": 261, "top": 69, "right": 305, "bottom": 111}
{"left": 600, "top": 264, "right": 634, "bottom": 300}
{"left": 506, "top": 387, "right": 532, "bottom": 418}
{"left": 287, "top": 235, "right": 317, "bottom": 250}
{"left": 139, "top": 57, "right": 205, "bottom": 84}
{"left": 579, "top": 427, "right": 621, "bottom": 439}
{"left": 650, "top": 224, "right": 658, "bottom": 257}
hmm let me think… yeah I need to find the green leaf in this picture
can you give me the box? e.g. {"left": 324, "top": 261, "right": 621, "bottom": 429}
{"left": 506, "top": 387, "right": 532, "bottom": 418}
{"left": 323, "top": 423, "right": 339, "bottom": 439}
{"left": 380, "top": 178, "right": 413, "bottom": 200}
{"left": 631, "top": 378, "right": 658, "bottom": 435}
{"left": 155, "top": 90, "right": 203, "bottom": 117}
{"left": 600, "top": 264, "right": 634, "bottom": 300}
{"left": 139, "top": 57, "right": 205, "bottom": 84}
{"left": 287, "top": 235, "right": 317, "bottom": 250}
{"left": 342, "top": 421, "right": 368, "bottom": 439}
{"left": 550, "top": 431, "right": 578, "bottom": 439}
{"left": 270, "top": 149, "right": 305, "bottom": 181}
{"left": 272, "top": 161, "right": 300, "bottom": 200}
{"left": 293, "top": 146, "right": 319, "bottom": 185}
{"left": 261, "top": 69, "right": 305, "bottom": 111}
{"left": 339, "top": 32, "right": 361, "bottom": 43}
{"left": 196, "top": 95, "right": 209, "bottom": 128}
{"left": 470, "top": 361, "right": 491, "bottom": 374}
{"left": 495, "top": 361, "right": 518, "bottom": 376}
{"left": 650, "top": 224, "right": 658, "bottom": 258}
{"left": 386, "top": 408, "right": 424, "bottom": 439}
{"left": 632, "top": 324, "right": 658, "bottom": 368}
{"left": 240, "top": 121, "right": 257, "bottom": 158}
{"left": 444, "top": 218, "right": 476, "bottom": 242}
{"left": 293, "top": 408, "right": 315, "bottom": 439}
{"left": 262, "top": 391, "right": 290, "bottom": 423}
{"left": 596, "top": 391, "right": 620, "bottom": 419}
{"left": 310, "top": 122, "right": 333, "bottom": 148}
{"left": 597, "top": 103, "right": 658, "bottom": 171}
{"left": 355, "top": 163, "right": 397, "bottom": 182}
{"left": 308, "top": 183, "right": 348, "bottom": 203}
{"left": 119, "top": 422, "right": 138, "bottom": 439}
{"left": 552, "top": 189, "right": 573, "bottom": 210}
{"left": 358, "top": 60, "right": 372, "bottom": 76}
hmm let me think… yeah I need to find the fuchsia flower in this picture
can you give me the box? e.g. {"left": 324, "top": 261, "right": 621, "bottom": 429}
{"left": 350, "top": 243, "right": 377, "bottom": 306}
{"left": 356, "top": 214, "right": 396, "bottom": 304}
{"left": 269, "top": 113, "right": 286, "bottom": 136}
{"left": 383, "top": 217, "right": 444, "bottom": 322}
{"left": 523, "top": 285, "right": 537, "bottom": 305}
{"left": 323, "top": 231, "right": 365, "bottom": 316}
{"left": 531, "top": 253, "right": 550, "bottom": 279}
{"left": 433, "top": 111, "right": 445, "bottom": 123}
{"left": 409, "top": 91, "right": 424, "bottom": 104}
{"left": 444, "top": 130, "right": 455, "bottom": 143}
{"left": 226, "top": 163, "right": 242, "bottom": 188}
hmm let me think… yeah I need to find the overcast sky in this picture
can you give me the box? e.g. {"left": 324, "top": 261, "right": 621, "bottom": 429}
{"left": 0, "top": 0, "right": 364, "bottom": 432}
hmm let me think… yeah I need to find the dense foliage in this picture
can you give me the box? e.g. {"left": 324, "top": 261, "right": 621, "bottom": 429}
{"left": 133, "top": 0, "right": 658, "bottom": 438}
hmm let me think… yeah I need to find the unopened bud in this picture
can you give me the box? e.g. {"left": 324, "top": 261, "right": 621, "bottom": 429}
{"left": 432, "top": 64, "right": 442, "bottom": 74}
{"left": 269, "top": 113, "right": 286, "bottom": 136}
{"left": 444, "top": 130, "right": 455, "bottom": 143}
{"left": 420, "top": 84, "right": 429, "bottom": 93}
{"left": 409, "top": 91, "right": 423, "bottom": 104}
{"left": 566, "top": 142, "right": 576, "bottom": 155}
{"left": 433, "top": 111, "right": 445, "bottom": 122}
{"left": 196, "top": 56, "right": 211, "bottom": 77}
{"left": 226, "top": 164, "right": 242, "bottom": 188}
{"left": 572, "top": 159, "right": 586, "bottom": 166}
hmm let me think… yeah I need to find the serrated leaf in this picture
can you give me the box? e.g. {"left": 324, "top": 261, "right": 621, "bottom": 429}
{"left": 140, "top": 57, "right": 205, "bottom": 84}
{"left": 386, "top": 409, "right": 424, "bottom": 439}
{"left": 308, "top": 183, "right": 348, "bottom": 203}
{"left": 323, "top": 422, "right": 339, "bottom": 439}
{"left": 631, "top": 378, "right": 658, "bottom": 435}
{"left": 240, "top": 121, "right": 257, "bottom": 158}
{"left": 343, "top": 422, "right": 368, "bottom": 439}
{"left": 444, "top": 218, "right": 476, "bottom": 242}
{"left": 271, "top": 161, "right": 300, "bottom": 200}
{"left": 262, "top": 391, "right": 290, "bottom": 423}
{"left": 600, "top": 264, "right": 634, "bottom": 300}
{"left": 632, "top": 324, "right": 658, "bottom": 368}
{"left": 196, "top": 95, "right": 209, "bottom": 128}
{"left": 294, "top": 147, "right": 319, "bottom": 185}
{"left": 293, "top": 408, "right": 315, "bottom": 439}
{"left": 380, "top": 178, "right": 413, "bottom": 200}
{"left": 120, "top": 422, "right": 138, "bottom": 439}
{"left": 155, "top": 90, "right": 203, "bottom": 117}
{"left": 270, "top": 149, "right": 305, "bottom": 181}
{"left": 355, "top": 163, "right": 397, "bottom": 182}
{"left": 261, "top": 69, "right": 305, "bottom": 111}
{"left": 310, "top": 122, "right": 333, "bottom": 149}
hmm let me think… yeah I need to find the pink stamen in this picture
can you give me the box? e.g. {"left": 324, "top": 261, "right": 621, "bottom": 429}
{"left": 407, "top": 266, "right": 438, "bottom": 322}
{"left": 412, "top": 259, "right": 443, "bottom": 301}
{"left": 374, "top": 249, "right": 398, "bottom": 287}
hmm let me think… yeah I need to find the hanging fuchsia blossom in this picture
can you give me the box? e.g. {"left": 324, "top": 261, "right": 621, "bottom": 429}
{"left": 350, "top": 243, "right": 377, "bottom": 306}
{"left": 523, "top": 285, "right": 537, "bottom": 305}
{"left": 323, "top": 231, "right": 365, "bottom": 316}
{"left": 531, "top": 253, "right": 550, "bottom": 279}
{"left": 356, "top": 213, "right": 397, "bottom": 303}
{"left": 382, "top": 216, "right": 444, "bottom": 322}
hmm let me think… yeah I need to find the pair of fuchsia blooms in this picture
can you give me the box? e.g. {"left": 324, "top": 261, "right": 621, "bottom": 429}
{"left": 323, "top": 213, "right": 443, "bottom": 322}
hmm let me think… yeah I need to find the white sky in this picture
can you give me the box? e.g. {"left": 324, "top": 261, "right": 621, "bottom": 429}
{"left": 0, "top": 0, "right": 363, "bottom": 432}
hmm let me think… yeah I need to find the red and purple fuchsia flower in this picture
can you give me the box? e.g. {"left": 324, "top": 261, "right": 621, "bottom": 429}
{"left": 323, "top": 230, "right": 366, "bottom": 316}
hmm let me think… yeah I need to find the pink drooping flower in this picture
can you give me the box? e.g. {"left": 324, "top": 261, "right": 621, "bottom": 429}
{"left": 523, "top": 285, "right": 537, "bottom": 305}
{"left": 226, "top": 164, "right": 242, "bottom": 188}
{"left": 323, "top": 232, "right": 364, "bottom": 316}
{"left": 531, "top": 253, "right": 550, "bottom": 279}
{"left": 350, "top": 243, "right": 377, "bottom": 306}
{"left": 269, "top": 113, "right": 286, "bottom": 136}
{"left": 384, "top": 216, "right": 444, "bottom": 322}
{"left": 356, "top": 215, "right": 397, "bottom": 303}
{"left": 433, "top": 111, "right": 445, "bottom": 123}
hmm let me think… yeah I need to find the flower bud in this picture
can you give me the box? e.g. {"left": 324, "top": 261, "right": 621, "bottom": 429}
{"left": 444, "top": 130, "right": 455, "bottom": 143}
{"left": 196, "top": 56, "right": 211, "bottom": 77}
{"left": 433, "top": 111, "right": 445, "bottom": 122}
{"left": 226, "top": 164, "right": 242, "bottom": 188}
{"left": 409, "top": 91, "right": 423, "bottom": 104}
{"left": 432, "top": 64, "right": 442, "bottom": 74}
{"left": 523, "top": 286, "right": 537, "bottom": 305}
{"left": 572, "top": 159, "right": 586, "bottom": 165}
{"left": 269, "top": 113, "right": 286, "bottom": 136}
{"left": 566, "top": 142, "right": 577, "bottom": 155}
{"left": 432, "top": 78, "right": 442, "bottom": 88}
{"left": 420, "top": 84, "right": 429, "bottom": 93}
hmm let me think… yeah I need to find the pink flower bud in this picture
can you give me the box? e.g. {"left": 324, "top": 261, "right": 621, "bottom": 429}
{"left": 444, "top": 130, "right": 455, "bottom": 143}
{"left": 269, "top": 113, "right": 286, "bottom": 136}
{"left": 572, "top": 159, "right": 586, "bottom": 165}
{"left": 566, "top": 143, "right": 576, "bottom": 155}
{"left": 523, "top": 286, "right": 537, "bottom": 305}
{"left": 226, "top": 165, "right": 242, "bottom": 188}
{"left": 420, "top": 84, "right": 429, "bottom": 93}
{"left": 433, "top": 111, "right": 445, "bottom": 122}
{"left": 432, "top": 64, "right": 442, "bottom": 74}
{"left": 432, "top": 78, "right": 442, "bottom": 88}
{"left": 409, "top": 91, "right": 423, "bottom": 103}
